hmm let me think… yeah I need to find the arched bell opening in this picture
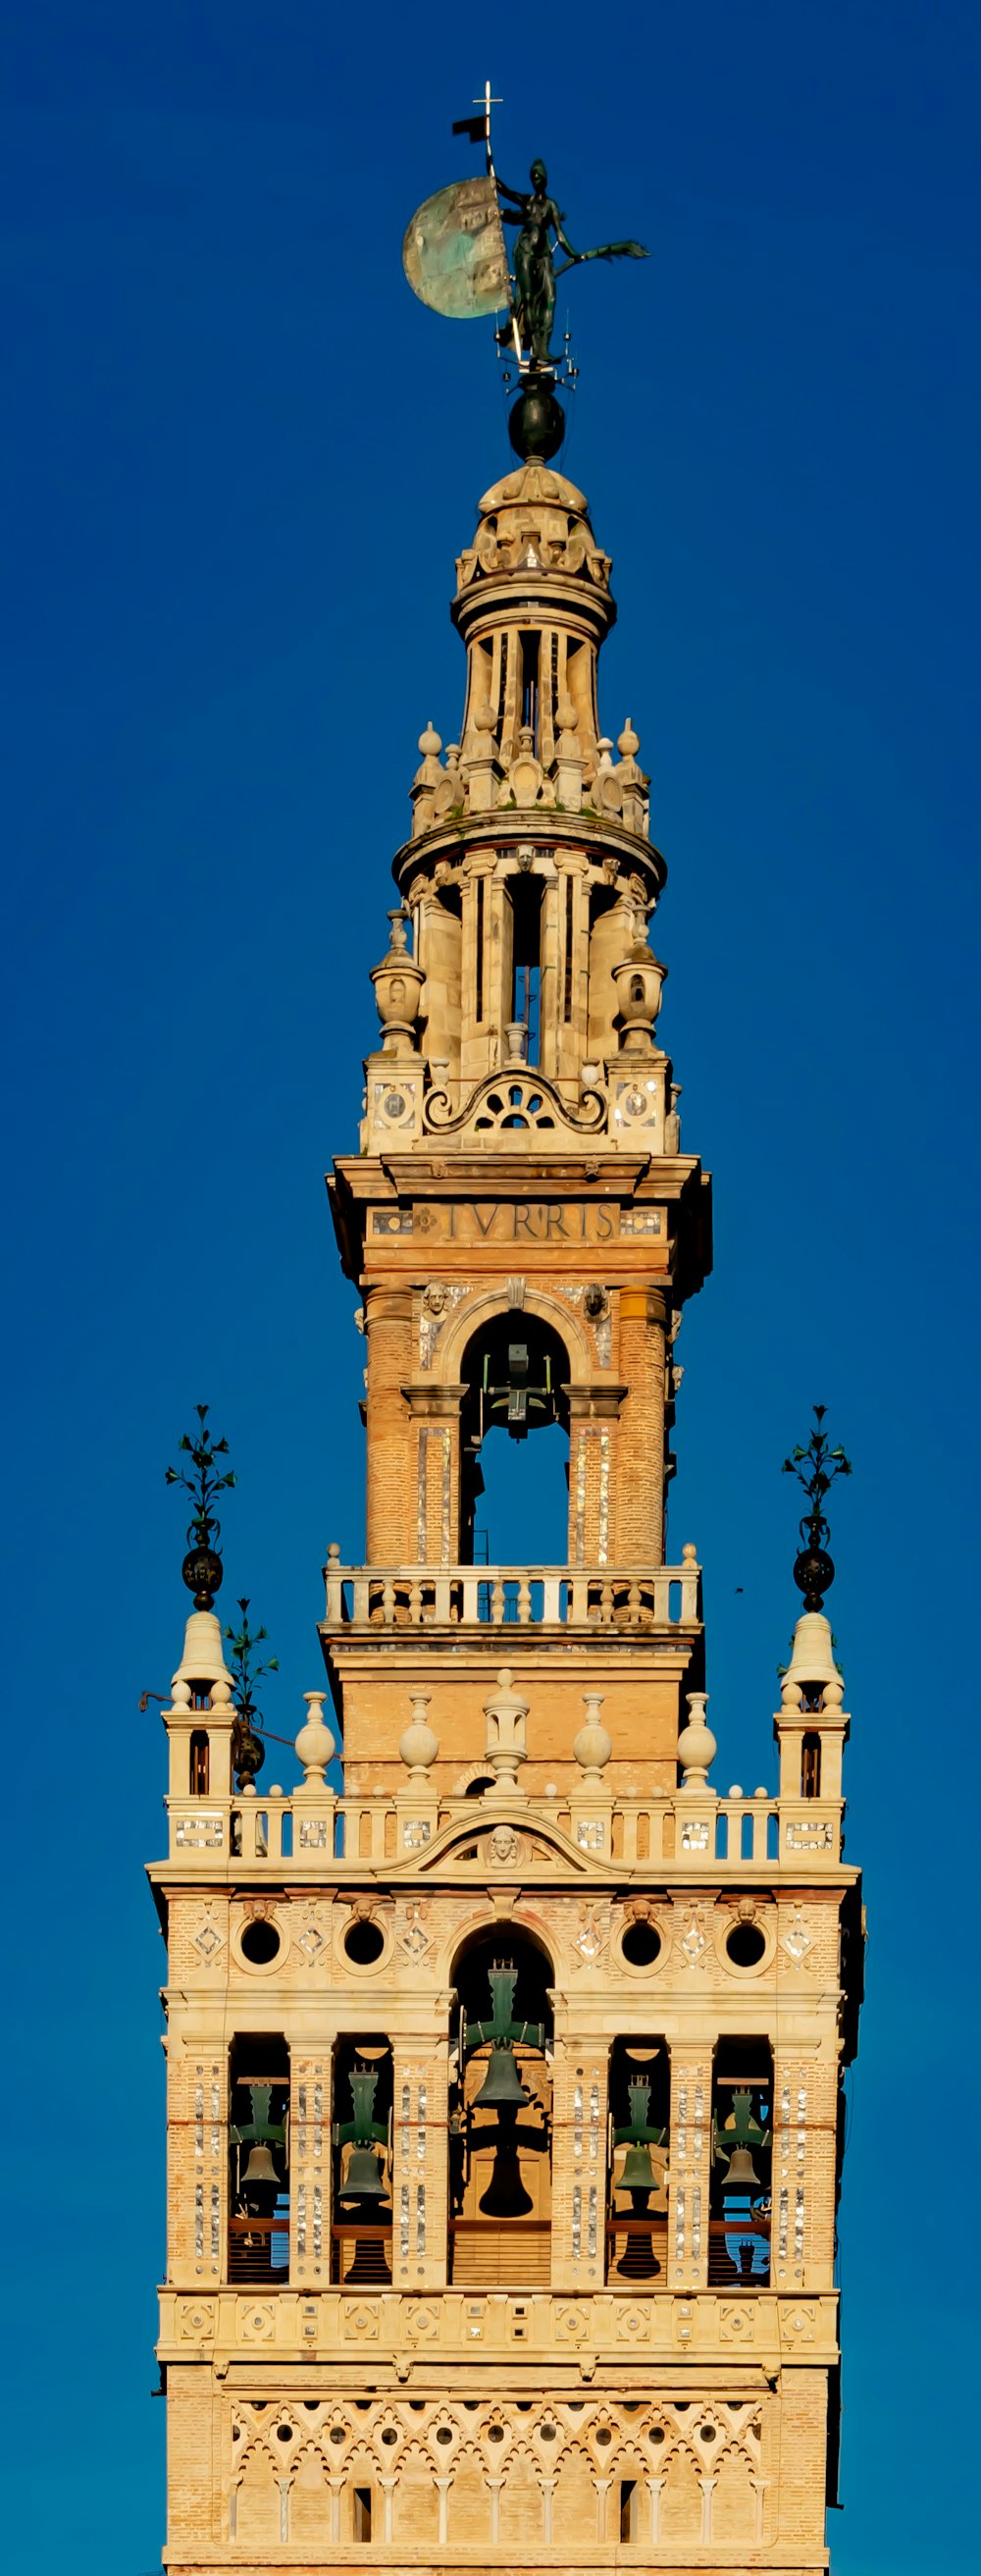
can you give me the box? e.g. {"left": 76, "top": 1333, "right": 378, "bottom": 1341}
{"left": 708, "top": 2037, "right": 773, "bottom": 2288}
{"left": 507, "top": 868, "right": 543, "bottom": 1063}
{"left": 801, "top": 1731, "right": 822, "bottom": 1798}
{"left": 606, "top": 2036, "right": 670, "bottom": 2285}
{"left": 459, "top": 1312, "right": 571, "bottom": 1568}
{"left": 331, "top": 2036, "right": 392, "bottom": 2287}
{"left": 448, "top": 1927, "right": 553, "bottom": 2287}
{"left": 228, "top": 2034, "right": 289, "bottom": 2283}
{"left": 188, "top": 1727, "right": 210, "bottom": 1795}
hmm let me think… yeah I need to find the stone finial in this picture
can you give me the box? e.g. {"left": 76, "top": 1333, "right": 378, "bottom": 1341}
{"left": 612, "top": 918, "right": 667, "bottom": 1055}
{"left": 617, "top": 718, "right": 640, "bottom": 761}
{"left": 677, "top": 1691, "right": 717, "bottom": 1790}
{"left": 399, "top": 1688, "right": 439, "bottom": 1780}
{"left": 483, "top": 1666, "right": 529, "bottom": 1793}
{"left": 294, "top": 1691, "right": 336, "bottom": 1785}
{"left": 780, "top": 1612, "right": 845, "bottom": 1710}
{"left": 370, "top": 910, "right": 425, "bottom": 1051}
{"left": 410, "top": 720, "right": 444, "bottom": 835}
{"left": 573, "top": 1690, "right": 613, "bottom": 1782}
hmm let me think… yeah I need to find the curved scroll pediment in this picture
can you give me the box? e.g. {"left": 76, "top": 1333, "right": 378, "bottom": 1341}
{"left": 391, "top": 1807, "right": 610, "bottom": 1880}
{"left": 424, "top": 1068, "right": 606, "bottom": 1145}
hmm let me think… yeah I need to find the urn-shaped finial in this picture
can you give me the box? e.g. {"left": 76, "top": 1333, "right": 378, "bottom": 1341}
{"left": 573, "top": 1690, "right": 613, "bottom": 1781}
{"left": 677, "top": 1691, "right": 717, "bottom": 1789}
{"left": 612, "top": 920, "right": 667, "bottom": 1056}
{"left": 483, "top": 1666, "right": 529, "bottom": 1792}
{"left": 399, "top": 1688, "right": 440, "bottom": 1779}
{"left": 370, "top": 909, "right": 425, "bottom": 1051}
{"left": 294, "top": 1691, "right": 336, "bottom": 1785}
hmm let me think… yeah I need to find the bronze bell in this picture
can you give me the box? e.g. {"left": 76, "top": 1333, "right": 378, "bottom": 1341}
{"left": 472, "top": 2041, "right": 531, "bottom": 2112}
{"left": 241, "top": 2143, "right": 279, "bottom": 2190}
{"left": 721, "top": 2144, "right": 762, "bottom": 2195}
{"left": 619, "top": 2141, "right": 656, "bottom": 2193}
{"left": 340, "top": 2145, "right": 388, "bottom": 2200}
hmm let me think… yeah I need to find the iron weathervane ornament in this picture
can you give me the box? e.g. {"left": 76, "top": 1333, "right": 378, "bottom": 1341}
{"left": 402, "top": 81, "right": 647, "bottom": 461}
{"left": 782, "top": 1404, "right": 853, "bottom": 1610}
{"left": 165, "top": 1402, "right": 236, "bottom": 1608}
{"left": 224, "top": 1596, "right": 279, "bottom": 1789}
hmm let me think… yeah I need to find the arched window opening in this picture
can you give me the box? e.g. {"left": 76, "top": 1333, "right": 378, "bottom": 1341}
{"left": 448, "top": 1930, "right": 553, "bottom": 2287}
{"left": 459, "top": 1313, "right": 571, "bottom": 1568}
{"left": 606, "top": 2037, "right": 669, "bottom": 2285}
{"left": 189, "top": 1729, "right": 210, "bottom": 1796}
{"left": 801, "top": 1732, "right": 822, "bottom": 1798}
{"left": 508, "top": 871, "right": 543, "bottom": 1063}
{"left": 709, "top": 2037, "right": 772, "bottom": 2288}
{"left": 229, "top": 2034, "right": 289, "bottom": 2283}
{"left": 332, "top": 2037, "right": 392, "bottom": 2287}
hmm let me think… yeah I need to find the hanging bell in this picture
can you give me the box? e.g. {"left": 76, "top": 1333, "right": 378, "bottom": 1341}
{"left": 241, "top": 2143, "right": 279, "bottom": 2190}
{"left": 619, "top": 2141, "right": 656, "bottom": 2193}
{"left": 340, "top": 2145, "right": 388, "bottom": 2201}
{"left": 472, "top": 2041, "right": 531, "bottom": 2111}
{"left": 721, "top": 2144, "right": 762, "bottom": 2196}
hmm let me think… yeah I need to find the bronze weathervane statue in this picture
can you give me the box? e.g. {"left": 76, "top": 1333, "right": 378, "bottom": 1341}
{"left": 498, "top": 154, "right": 645, "bottom": 371}
{"left": 402, "top": 83, "right": 647, "bottom": 460}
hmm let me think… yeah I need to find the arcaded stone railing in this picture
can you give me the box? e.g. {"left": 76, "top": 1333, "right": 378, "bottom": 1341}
{"left": 323, "top": 1551, "right": 701, "bottom": 1632}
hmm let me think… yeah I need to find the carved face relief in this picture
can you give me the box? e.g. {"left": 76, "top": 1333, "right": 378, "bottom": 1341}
{"left": 487, "top": 1823, "right": 521, "bottom": 1866}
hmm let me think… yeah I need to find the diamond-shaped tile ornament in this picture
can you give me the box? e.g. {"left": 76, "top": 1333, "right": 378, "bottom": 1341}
{"left": 192, "top": 1917, "right": 223, "bottom": 1961}
{"left": 680, "top": 1907, "right": 707, "bottom": 1965}
{"left": 782, "top": 1905, "right": 813, "bottom": 1964}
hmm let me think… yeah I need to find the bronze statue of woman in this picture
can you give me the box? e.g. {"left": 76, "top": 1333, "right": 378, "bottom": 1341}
{"left": 497, "top": 159, "right": 646, "bottom": 369}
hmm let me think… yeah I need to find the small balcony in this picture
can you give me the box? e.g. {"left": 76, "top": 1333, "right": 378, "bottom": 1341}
{"left": 324, "top": 1551, "right": 701, "bottom": 1635}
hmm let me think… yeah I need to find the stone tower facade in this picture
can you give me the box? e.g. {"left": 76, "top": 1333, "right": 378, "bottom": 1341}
{"left": 151, "top": 455, "right": 862, "bottom": 2575}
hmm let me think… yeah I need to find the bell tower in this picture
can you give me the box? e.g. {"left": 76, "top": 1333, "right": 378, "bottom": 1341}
{"left": 150, "top": 441, "right": 862, "bottom": 2568}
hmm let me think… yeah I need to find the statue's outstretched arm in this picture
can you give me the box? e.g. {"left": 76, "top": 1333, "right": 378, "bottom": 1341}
{"left": 553, "top": 237, "right": 647, "bottom": 277}
{"left": 495, "top": 176, "right": 528, "bottom": 207}
{"left": 552, "top": 216, "right": 581, "bottom": 263}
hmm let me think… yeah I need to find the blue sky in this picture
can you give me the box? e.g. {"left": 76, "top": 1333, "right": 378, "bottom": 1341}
{"left": 2, "top": 5, "right": 977, "bottom": 2568}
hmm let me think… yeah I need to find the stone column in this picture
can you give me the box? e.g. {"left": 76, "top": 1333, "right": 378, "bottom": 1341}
{"left": 549, "top": 2034, "right": 607, "bottom": 2292}
{"left": 614, "top": 1288, "right": 668, "bottom": 1561}
{"left": 771, "top": 2040, "right": 839, "bottom": 2293}
{"left": 552, "top": 853, "right": 591, "bottom": 1082}
{"left": 290, "top": 2052, "right": 330, "bottom": 2286}
{"left": 390, "top": 2040, "right": 448, "bottom": 2292}
{"left": 168, "top": 2042, "right": 227, "bottom": 2286}
{"left": 667, "top": 2044, "right": 712, "bottom": 2290}
{"left": 364, "top": 1287, "right": 414, "bottom": 1562}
